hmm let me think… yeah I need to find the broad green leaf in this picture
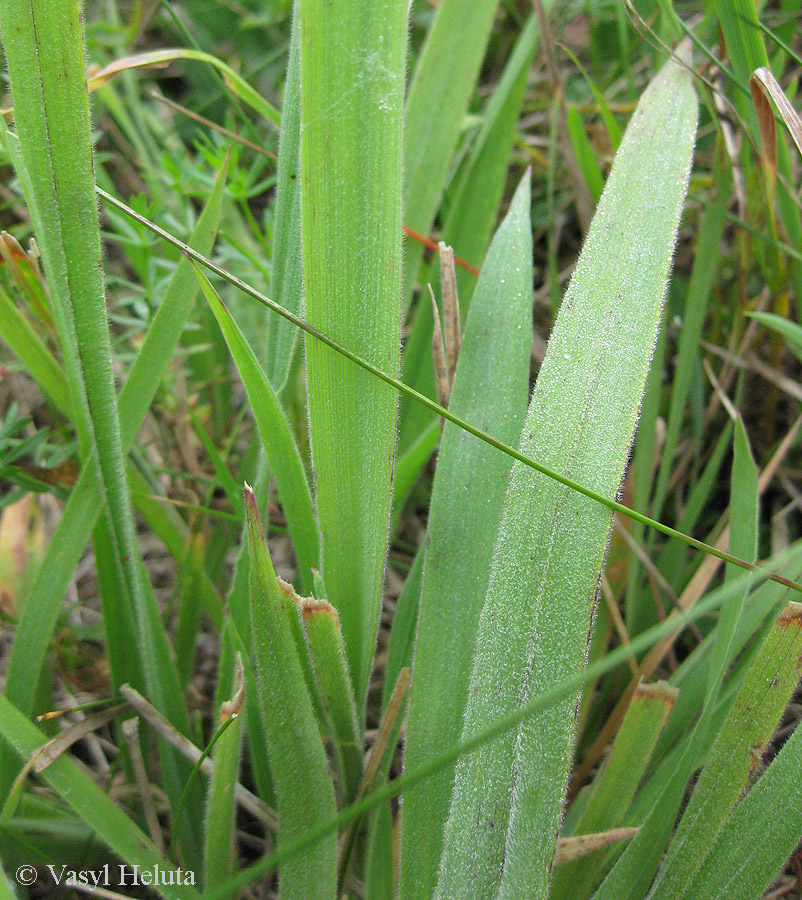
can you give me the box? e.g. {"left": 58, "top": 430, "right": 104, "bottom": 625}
{"left": 192, "top": 264, "right": 319, "bottom": 593}
{"left": 402, "top": 0, "right": 501, "bottom": 308}
{"left": 244, "top": 486, "right": 337, "bottom": 900}
{"left": 0, "top": 695, "right": 201, "bottom": 900}
{"left": 299, "top": 0, "right": 407, "bottom": 705}
{"left": 682, "top": 615, "right": 802, "bottom": 900}
{"left": 265, "top": 0, "right": 302, "bottom": 392}
{"left": 401, "top": 171, "right": 533, "bottom": 900}
{"left": 435, "top": 47, "right": 697, "bottom": 900}
{"left": 550, "top": 681, "right": 677, "bottom": 900}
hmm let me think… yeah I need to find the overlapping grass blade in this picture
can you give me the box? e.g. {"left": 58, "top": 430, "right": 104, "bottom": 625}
{"left": 1, "top": 1, "right": 145, "bottom": 686}
{"left": 551, "top": 681, "right": 677, "bottom": 900}
{"left": 299, "top": 0, "right": 407, "bottom": 705}
{"left": 682, "top": 633, "right": 802, "bottom": 899}
{"left": 203, "top": 551, "right": 798, "bottom": 900}
{"left": 649, "top": 601, "right": 802, "bottom": 899}
{"left": 399, "top": 12, "right": 541, "bottom": 450}
{"left": 0, "top": 161, "right": 226, "bottom": 812}
{"left": 99, "top": 187, "right": 802, "bottom": 596}
{"left": 402, "top": 0, "right": 501, "bottom": 308}
{"left": 594, "top": 415, "right": 759, "bottom": 900}
{"left": 434, "top": 46, "right": 697, "bottom": 900}
{"left": 400, "top": 171, "right": 533, "bottom": 900}
{"left": 0, "top": 696, "right": 201, "bottom": 900}
{"left": 193, "top": 264, "right": 319, "bottom": 592}
{"left": 244, "top": 486, "right": 337, "bottom": 900}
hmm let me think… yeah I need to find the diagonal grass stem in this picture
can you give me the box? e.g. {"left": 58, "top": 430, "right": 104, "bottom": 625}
{"left": 95, "top": 187, "right": 802, "bottom": 597}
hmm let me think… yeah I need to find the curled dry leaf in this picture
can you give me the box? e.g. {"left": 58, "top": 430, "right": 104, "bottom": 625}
{"left": 750, "top": 67, "right": 802, "bottom": 173}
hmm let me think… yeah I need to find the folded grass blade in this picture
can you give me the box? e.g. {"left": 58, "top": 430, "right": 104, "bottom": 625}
{"left": 244, "top": 485, "right": 337, "bottom": 900}
{"left": 435, "top": 46, "right": 697, "bottom": 900}
{"left": 301, "top": 598, "right": 362, "bottom": 803}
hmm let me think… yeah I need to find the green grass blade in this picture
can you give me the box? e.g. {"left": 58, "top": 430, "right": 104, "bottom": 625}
{"left": 398, "top": 12, "right": 540, "bottom": 451}
{"left": 747, "top": 310, "right": 802, "bottom": 364}
{"left": 299, "top": 0, "right": 407, "bottom": 705}
{"left": 192, "top": 264, "right": 319, "bottom": 592}
{"left": 550, "top": 682, "right": 677, "bottom": 900}
{"left": 302, "top": 599, "right": 363, "bottom": 803}
{"left": 98, "top": 188, "right": 802, "bottom": 597}
{"left": 0, "top": 0, "right": 148, "bottom": 634}
{"left": 596, "top": 416, "right": 759, "bottom": 900}
{"left": 0, "top": 696, "right": 201, "bottom": 900}
{"left": 434, "top": 47, "right": 697, "bottom": 900}
{"left": 265, "top": 0, "right": 302, "bottom": 392}
{"left": 400, "top": 171, "right": 533, "bottom": 900}
{"left": 244, "top": 485, "right": 337, "bottom": 900}
{"left": 382, "top": 547, "right": 425, "bottom": 712}
{"left": 91, "top": 48, "right": 280, "bottom": 126}
{"left": 649, "top": 156, "right": 731, "bottom": 526}
{"left": 0, "top": 164, "right": 225, "bottom": 801}
{"left": 623, "top": 327, "right": 667, "bottom": 634}
{"left": 391, "top": 419, "right": 440, "bottom": 516}
{"left": 649, "top": 601, "right": 802, "bottom": 900}
{"left": 681, "top": 621, "right": 802, "bottom": 899}
{"left": 0, "top": 282, "right": 70, "bottom": 416}
{"left": 204, "top": 548, "right": 801, "bottom": 900}
{"left": 402, "top": 0, "right": 501, "bottom": 308}
{"left": 566, "top": 104, "right": 605, "bottom": 202}
{"left": 203, "top": 663, "right": 245, "bottom": 898}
